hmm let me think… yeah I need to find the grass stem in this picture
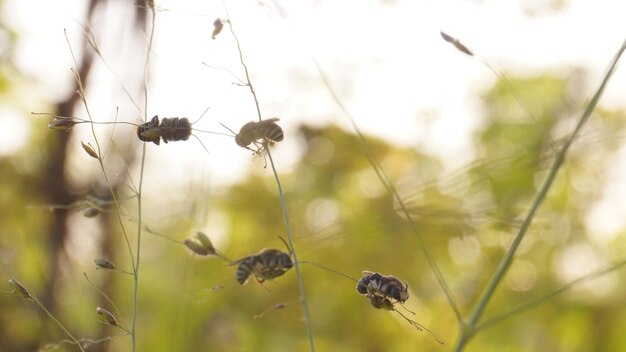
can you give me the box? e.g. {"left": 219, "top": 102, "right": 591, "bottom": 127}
{"left": 223, "top": 3, "right": 315, "bottom": 349}
{"left": 454, "top": 36, "right": 626, "bottom": 352}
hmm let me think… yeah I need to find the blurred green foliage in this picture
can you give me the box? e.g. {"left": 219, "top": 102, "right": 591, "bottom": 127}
{"left": 2, "top": 74, "right": 626, "bottom": 351}
{"left": 1, "top": 7, "right": 626, "bottom": 352}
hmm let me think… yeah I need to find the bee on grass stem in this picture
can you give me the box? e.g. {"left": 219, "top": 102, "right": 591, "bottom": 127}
{"left": 39, "top": 107, "right": 230, "bottom": 155}
{"left": 135, "top": 110, "right": 234, "bottom": 154}
{"left": 231, "top": 237, "right": 293, "bottom": 286}
{"left": 221, "top": 118, "right": 284, "bottom": 157}
{"left": 231, "top": 248, "right": 293, "bottom": 286}
{"left": 136, "top": 115, "right": 192, "bottom": 145}
{"left": 356, "top": 271, "right": 409, "bottom": 310}
{"left": 356, "top": 271, "right": 443, "bottom": 344}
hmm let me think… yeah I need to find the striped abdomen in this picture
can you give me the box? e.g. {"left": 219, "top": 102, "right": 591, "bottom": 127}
{"left": 235, "top": 249, "right": 293, "bottom": 285}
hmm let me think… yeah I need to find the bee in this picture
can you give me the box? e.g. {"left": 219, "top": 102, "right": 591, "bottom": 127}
{"left": 355, "top": 271, "right": 444, "bottom": 343}
{"left": 137, "top": 115, "right": 192, "bottom": 145}
{"left": 230, "top": 118, "right": 284, "bottom": 155}
{"left": 231, "top": 248, "right": 293, "bottom": 285}
{"left": 356, "top": 271, "right": 409, "bottom": 310}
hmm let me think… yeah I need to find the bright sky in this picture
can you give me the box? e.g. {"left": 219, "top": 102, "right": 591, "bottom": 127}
{"left": 2, "top": 0, "right": 626, "bottom": 262}
{"left": 4, "top": 0, "right": 626, "bottom": 166}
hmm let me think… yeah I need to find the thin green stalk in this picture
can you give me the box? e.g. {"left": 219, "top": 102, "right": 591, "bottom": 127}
{"left": 267, "top": 150, "right": 316, "bottom": 352}
{"left": 454, "top": 36, "right": 626, "bottom": 351}
{"left": 67, "top": 25, "right": 141, "bottom": 349}
{"left": 37, "top": 301, "right": 87, "bottom": 352}
{"left": 223, "top": 3, "right": 315, "bottom": 349}
{"left": 65, "top": 29, "right": 140, "bottom": 347}
{"left": 476, "top": 257, "right": 626, "bottom": 331}
{"left": 298, "top": 261, "right": 358, "bottom": 283}
{"left": 64, "top": 29, "right": 136, "bottom": 269}
{"left": 132, "top": 146, "right": 146, "bottom": 352}
{"left": 131, "top": 5, "right": 156, "bottom": 352}
{"left": 224, "top": 11, "right": 262, "bottom": 120}
{"left": 77, "top": 22, "right": 143, "bottom": 115}
{"left": 84, "top": 273, "right": 125, "bottom": 321}
{"left": 310, "top": 58, "right": 463, "bottom": 324}
{"left": 8, "top": 278, "right": 87, "bottom": 352}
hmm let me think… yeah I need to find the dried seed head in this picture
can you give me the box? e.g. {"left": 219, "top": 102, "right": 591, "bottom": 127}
{"left": 184, "top": 239, "right": 211, "bottom": 256}
{"left": 194, "top": 232, "right": 215, "bottom": 254}
{"left": 83, "top": 207, "right": 100, "bottom": 218}
{"left": 440, "top": 31, "right": 474, "bottom": 56}
{"left": 212, "top": 18, "right": 224, "bottom": 40}
{"left": 81, "top": 141, "right": 99, "bottom": 159}
{"left": 8, "top": 279, "right": 33, "bottom": 299}
{"left": 184, "top": 232, "right": 217, "bottom": 256}
{"left": 96, "top": 307, "right": 118, "bottom": 326}
{"left": 439, "top": 31, "right": 455, "bottom": 43}
{"left": 48, "top": 118, "right": 76, "bottom": 131}
{"left": 94, "top": 258, "right": 117, "bottom": 270}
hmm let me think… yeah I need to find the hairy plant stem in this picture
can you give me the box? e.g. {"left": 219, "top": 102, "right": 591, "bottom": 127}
{"left": 454, "top": 36, "right": 626, "bottom": 351}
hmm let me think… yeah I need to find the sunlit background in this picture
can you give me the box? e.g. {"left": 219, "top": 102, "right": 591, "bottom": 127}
{"left": 1, "top": 0, "right": 626, "bottom": 351}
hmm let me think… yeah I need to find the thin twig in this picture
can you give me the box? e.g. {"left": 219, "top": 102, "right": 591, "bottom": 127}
{"left": 76, "top": 22, "right": 143, "bottom": 115}
{"left": 476, "top": 256, "right": 626, "bottom": 332}
{"left": 38, "top": 302, "right": 87, "bottom": 352}
{"left": 224, "top": 14, "right": 262, "bottom": 120}
{"left": 298, "top": 261, "right": 358, "bottom": 283}
{"left": 83, "top": 273, "right": 126, "bottom": 323}
{"left": 64, "top": 29, "right": 136, "bottom": 270}
{"left": 9, "top": 279, "right": 87, "bottom": 352}
{"left": 131, "top": 5, "right": 156, "bottom": 352}
{"left": 65, "top": 25, "right": 140, "bottom": 351}
{"left": 202, "top": 61, "right": 247, "bottom": 86}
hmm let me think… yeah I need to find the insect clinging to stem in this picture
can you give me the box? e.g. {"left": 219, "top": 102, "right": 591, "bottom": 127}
{"left": 136, "top": 115, "right": 192, "bottom": 145}
{"left": 133, "top": 107, "right": 233, "bottom": 154}
{"left": 231, "top": 248, "right": 293, "bottom": 286}
{"left": 355, "top": 271, "right": 443, "bottom": 344}
{"left": 230, "top": 237, "right": 293, "bottom": 286}
{"left": 221, "top": 118, "right": 284, "bottom": 156}
{"left": 356, "top": 271, "right": 409, "bottom": 310}
{"left": 42, "top": 105, "right": 231, "bottom": 154}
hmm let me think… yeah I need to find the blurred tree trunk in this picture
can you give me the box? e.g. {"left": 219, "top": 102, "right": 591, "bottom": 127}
{"left": 36, "top": 0, "right": 149, "bottom": 350}
{"left": 38, "top": 0, "right": 98, "bottom": 325}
